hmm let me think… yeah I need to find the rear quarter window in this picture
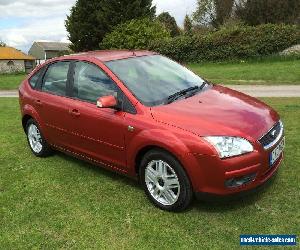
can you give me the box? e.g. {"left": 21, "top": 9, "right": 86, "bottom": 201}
{"left": 29, "top": 69, "right": 43, "bottom": 88}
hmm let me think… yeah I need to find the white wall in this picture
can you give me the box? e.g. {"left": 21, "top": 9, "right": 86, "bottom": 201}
{"left": 0, "top": 60, "right": 25, "bottom": 73}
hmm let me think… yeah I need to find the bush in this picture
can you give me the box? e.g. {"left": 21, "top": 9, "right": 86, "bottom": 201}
{"left": 100, "top": 18, "right": 170, "bottom": 50}
{"left": 150, "top": 36, "right": 196, "bottom": 62}
{"left": 150, "top": 24, "right": 300, "bottom": 62}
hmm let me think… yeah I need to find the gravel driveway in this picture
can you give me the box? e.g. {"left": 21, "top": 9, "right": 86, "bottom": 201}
{"left": 226, "top": 85, "right": 300, "bottom": 97}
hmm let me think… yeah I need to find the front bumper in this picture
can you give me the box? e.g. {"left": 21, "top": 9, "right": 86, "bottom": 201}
{"left": 183, "top": 135, "right": 284, "bottom": 197}
{"left": 195, "top": 159, "right": 280, "bottom": 201}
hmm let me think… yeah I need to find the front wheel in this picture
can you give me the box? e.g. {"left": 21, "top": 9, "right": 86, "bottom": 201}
{"left": 140, "top": 149, "right": 193, "bottom": 212}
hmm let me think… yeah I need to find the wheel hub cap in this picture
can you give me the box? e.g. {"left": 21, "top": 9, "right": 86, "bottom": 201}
{"left": 157, "top": 178, "right": 165, "bottom": 187}
{"left": 28, "top": 124, "right": 43, "bottom": 154}
{"left": 145, "top": 160, "right": 180, "bottom": 206}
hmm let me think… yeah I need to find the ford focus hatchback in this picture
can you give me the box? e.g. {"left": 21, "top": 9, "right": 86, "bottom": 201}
{"left": 19, "top": 50, "right": 285, "bottom": 211}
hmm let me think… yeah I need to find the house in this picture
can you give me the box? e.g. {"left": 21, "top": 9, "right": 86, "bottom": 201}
{"left": 0, "top": 47, "right": 35, "bottom": 74}
{"left": 28, "top": 41, "right": 72, "bottom": 64}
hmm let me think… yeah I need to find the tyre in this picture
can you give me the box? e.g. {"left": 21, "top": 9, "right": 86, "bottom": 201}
{"left": 140, "top": 149, "right": 193, "bottom": 212}
{"left": 26, "top": 118, "right": 52, "bottom": 157}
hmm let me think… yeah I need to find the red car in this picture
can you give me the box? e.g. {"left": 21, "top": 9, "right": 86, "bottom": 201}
{"left": 19, "top": 50, "right": 285, "bottom": 211}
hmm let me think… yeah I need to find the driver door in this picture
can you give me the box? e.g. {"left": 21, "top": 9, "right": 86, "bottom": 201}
{"left": 66, "top": 61, "right": 128, "bottom": 170}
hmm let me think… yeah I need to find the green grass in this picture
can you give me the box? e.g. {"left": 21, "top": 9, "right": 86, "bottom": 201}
{"left": 0, "top": 98, "right": 299, "bottom": 249}
{"left": 188, "top": 57, "right": 300, "bottom": 85}
{"left": 0, "top": 73, "right": 26, "bottom": 90}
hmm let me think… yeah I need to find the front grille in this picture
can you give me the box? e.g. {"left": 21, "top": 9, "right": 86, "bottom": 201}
{"left": 259, "top": 121, "right": 283, "bottom": 149}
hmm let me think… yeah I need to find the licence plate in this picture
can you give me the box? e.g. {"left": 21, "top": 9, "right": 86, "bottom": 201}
{"left": 269, "top": 137, "right": 285, "bottom": 166}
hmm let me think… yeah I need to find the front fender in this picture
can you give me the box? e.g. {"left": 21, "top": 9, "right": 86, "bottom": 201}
{"left": 127, "top": 128, "right": 191, "bottom": 169}
{"left": 126, "top": 128, "right": 209, "bottom": 191}
{"left": 127, "top": 128, "right": 219, "bottom": 190}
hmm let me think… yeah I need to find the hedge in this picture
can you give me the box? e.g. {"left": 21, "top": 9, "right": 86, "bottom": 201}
{"left": 150, "top": 24, "right": 300, "bottom": 62}
{"left": 101, "top": 18, "right": 170, "bottom": 50}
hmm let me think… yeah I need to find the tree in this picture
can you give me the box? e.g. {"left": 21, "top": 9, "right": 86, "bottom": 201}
{"left": 98, "top": 0, "right": 156, "bottom": 33}
{"left": 193, "top": 0, "right": 235, "bottom": 27}
{"left": 66, "top": 0, "right": 156, "bottom": 52}
{"left": 65, "top": 0, "right": 105, "bottom": 52}
{"left": 183, "top": 15, "right": 193, "bottom": 35}
{"left": 0, "top": 40, "right": 6, "bottom": 47}
{"left": 235, "top": 0, "right": 300, "bottom": 25}
{"left": 157, "top": 12, "right": 180, "bottom": 37}
{"left": 214, "top": 0, "right": 235, "bottom": 26}
{"left": 101, "top": 18, "right": 170, "bottom": 50}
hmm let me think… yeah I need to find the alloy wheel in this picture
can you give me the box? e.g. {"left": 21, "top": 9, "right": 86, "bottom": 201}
{"left": 145, "top": 160, "right": 181, "bottom": 206}
{"left": 27, "top": 123, "right": 43, "bottom": 154}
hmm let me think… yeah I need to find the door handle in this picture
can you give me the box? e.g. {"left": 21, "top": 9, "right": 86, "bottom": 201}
{"left": 69, "top": 109, "right": 80, "bottom": 117}
{"left": 35, "top": 99, "right": 42, "bottom": 106}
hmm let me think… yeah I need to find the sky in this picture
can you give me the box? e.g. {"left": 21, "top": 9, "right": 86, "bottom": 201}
{"left": 0, "top": 0, "right": 197, "bottom": 53}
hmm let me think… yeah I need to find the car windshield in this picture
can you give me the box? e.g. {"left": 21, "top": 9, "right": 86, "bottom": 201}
{"left": 105, "top": 55, "right": 206, "bottom": 107}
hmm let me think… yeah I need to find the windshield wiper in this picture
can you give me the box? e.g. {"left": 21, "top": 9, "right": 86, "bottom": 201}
{"left": 200, "top": 81, "right": 208, "bottom": 89}
{"left": 167, "top": 86, "right": 201, "bottom": 104}
{"left": 185, "top": 81, "right": 209, "bottom": 97}
{"left": 166, "top": 81, "right": 210, "bottom": 104}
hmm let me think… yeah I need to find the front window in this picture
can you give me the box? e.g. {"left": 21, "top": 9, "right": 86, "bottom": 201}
{"left": 105, "top": 55, "right": 206, "bottom": 106}
{"left": 73, "top": 61, "right": 118, "bottom": 103}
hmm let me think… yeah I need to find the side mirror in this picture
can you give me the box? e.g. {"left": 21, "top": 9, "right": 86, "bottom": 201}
{"left": 97, "top": 95, "right": 118, "bottom": 109}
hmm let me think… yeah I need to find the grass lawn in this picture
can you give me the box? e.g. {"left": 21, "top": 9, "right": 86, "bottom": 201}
{"left": 0, "top": 73, "right": 26, "bottom": 90}
{"left": 0, "top": 98, "right": 299, "bottom": 249}
{"left": 188, "top": 57, "right": 300, "bottom": 85}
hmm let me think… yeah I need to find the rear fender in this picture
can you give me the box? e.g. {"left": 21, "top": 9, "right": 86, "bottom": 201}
{"left": 22, "top": 104, "right": 48, "bottom": 139}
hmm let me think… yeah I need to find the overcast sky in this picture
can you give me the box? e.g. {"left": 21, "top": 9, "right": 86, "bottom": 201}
{"left": 0, "top": 0, "right": 197, "bottom": 53}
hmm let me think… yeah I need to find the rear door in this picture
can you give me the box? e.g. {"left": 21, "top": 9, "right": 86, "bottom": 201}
{"left": 35, "top": 61, "right": 76, "bottom": 149}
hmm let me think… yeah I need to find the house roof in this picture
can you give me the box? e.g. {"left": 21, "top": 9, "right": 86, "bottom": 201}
{"left": 0, "top": 47, "right": 35, "bottom": 60}
{"left": 35, "top": 41, "right": 71, "bottom": 51}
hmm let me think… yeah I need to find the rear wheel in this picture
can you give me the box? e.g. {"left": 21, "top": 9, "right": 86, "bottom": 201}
{"left": 26, "top": 119, "right": 52, "bottom": 157}
{"left": 140, "top": 149, "right": 193, "bottom": 212}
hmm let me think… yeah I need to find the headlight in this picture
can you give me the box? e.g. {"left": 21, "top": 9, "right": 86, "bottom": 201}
{"left": 204, "top": 136, "right": 254, "bottom": 159}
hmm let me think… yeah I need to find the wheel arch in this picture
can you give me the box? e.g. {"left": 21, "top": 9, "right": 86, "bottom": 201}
{"left": 22, "top": 114, "right": 33, "bottom": 132}
{"left": 21, "top": 104, "right": 47, "bottom": 138}
{"left": 128, "top": 129, "right": 208, "bottom": 192}
{"left": 128, "top": 129, "right": 191, "bottom": 176}
{"left": 133, "top": 144, "right": 194, "bottom": 187}
{"left": 134, "top": 145, "right": 171, "bottom": 175}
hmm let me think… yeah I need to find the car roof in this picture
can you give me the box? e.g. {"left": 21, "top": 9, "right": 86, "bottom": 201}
{"left": 68, "top": 50, "right": 157, "bottom": 62}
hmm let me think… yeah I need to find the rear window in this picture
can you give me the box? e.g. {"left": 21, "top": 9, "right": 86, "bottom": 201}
{"left": 29, "top": 69, "right": 43, "bottom": 88}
